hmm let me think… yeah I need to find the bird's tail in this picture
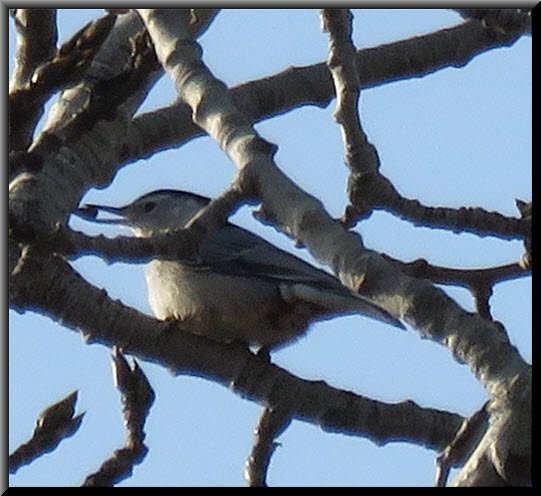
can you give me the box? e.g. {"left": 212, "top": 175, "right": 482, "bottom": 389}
{"left": 280, "top": 284, "right": 405, "bottom": 329}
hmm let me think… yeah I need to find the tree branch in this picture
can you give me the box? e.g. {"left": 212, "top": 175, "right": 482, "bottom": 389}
{"left": 345, "top": 173, "right": 531, "bottom": 240}
{"left": 245, "top": 406, "right": 291, "bottom": 487}
{"left": 9, "top": 9, "right": 58, "bottom": 91}
{"left": 322, "top": 9, "right": 380, "bottom": 178}
{"left": 9, "top": 8, "right": 58, "bottom": 152}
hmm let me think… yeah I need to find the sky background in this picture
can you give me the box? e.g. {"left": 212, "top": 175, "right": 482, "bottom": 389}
{"left": 8, "top": 9, "right": 531, "bottom": 487}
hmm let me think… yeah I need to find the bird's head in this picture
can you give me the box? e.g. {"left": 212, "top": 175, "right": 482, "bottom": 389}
{"left": 74, "top": 189, "right": 211, "bottom": 237}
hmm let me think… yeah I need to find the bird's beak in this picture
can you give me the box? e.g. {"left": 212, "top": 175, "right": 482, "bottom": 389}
{"left": 73, "top": 204, "right": 129, "bottom": 224}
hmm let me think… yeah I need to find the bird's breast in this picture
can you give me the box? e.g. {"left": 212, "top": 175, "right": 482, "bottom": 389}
{"left": 144, "top": 260, "right": 316, "bottom": 348}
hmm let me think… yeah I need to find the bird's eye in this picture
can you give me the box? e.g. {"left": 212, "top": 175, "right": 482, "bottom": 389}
{"left": 143, "top": 201, "right": 156, "bottom": 213}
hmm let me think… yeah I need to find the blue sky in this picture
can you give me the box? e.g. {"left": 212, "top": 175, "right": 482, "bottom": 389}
{"left": 8, "top": 9, "right": 531, "bottom": 487}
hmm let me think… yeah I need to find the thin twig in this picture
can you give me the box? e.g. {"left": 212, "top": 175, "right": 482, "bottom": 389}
{"left": 82, "top": 348, "right": 155, "bottom": 486}
{"left": 245, "top": 406, "right": 291, "bottom": 487}
{"left": 9, "top": 391, "right": 84, "bottom": 474}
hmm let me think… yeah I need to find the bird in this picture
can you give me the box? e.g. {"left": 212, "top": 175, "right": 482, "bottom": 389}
{"left": 76, "top": 189, "right": 403, "bottom": 350}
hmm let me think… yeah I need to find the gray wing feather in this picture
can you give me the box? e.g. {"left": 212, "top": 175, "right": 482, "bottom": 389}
{"left": 185, "top": 224, "right": 404, "bottom": 329}
{"left": 189, "top": 224, "right": 345, "bottom": 291}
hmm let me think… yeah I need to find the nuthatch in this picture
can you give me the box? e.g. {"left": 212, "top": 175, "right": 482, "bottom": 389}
{"left": 77, "top": 190, "right": 403, "bottom": 349}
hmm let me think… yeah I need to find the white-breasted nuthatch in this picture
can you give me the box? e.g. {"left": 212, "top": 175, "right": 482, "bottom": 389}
{"left": 77, "top": 190, "right": 403, "bottom": 349}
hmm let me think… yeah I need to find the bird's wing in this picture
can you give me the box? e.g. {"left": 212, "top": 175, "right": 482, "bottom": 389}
{"left": 187, "top": 224, "right": 345, "bottom": 291}
{"left": 187, "top": 224, "right": 404, "bottom": 330}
